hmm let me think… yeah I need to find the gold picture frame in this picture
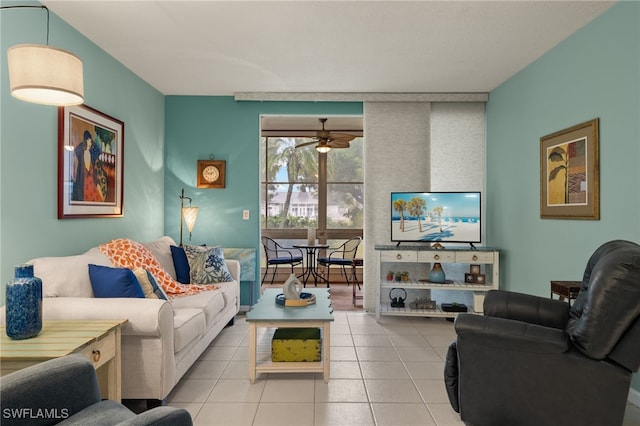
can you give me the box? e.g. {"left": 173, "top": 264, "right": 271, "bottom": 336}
{"left": 540, "top": 118, "right": 599, "bottom": 219}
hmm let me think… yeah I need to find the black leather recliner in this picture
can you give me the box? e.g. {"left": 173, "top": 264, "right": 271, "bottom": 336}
{"left": 444, "top": 240, "right": 640, "bottom": 426}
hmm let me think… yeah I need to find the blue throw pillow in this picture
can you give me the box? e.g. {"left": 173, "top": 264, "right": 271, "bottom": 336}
{"left": 170, "top": 245, "right": 190, "bottom": 284}
{"left": 88, "top": 264, "right": 145, "bottom": 298}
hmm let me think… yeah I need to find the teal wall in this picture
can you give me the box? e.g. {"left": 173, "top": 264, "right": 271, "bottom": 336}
{"left": 164, "top": 96, "right": 363, "bottom": 304}
{"left": 0, "top": 3, "right": 165, "bottom": 295}
{"left": 486, "top": 2, "right": 640, "bottom": 391}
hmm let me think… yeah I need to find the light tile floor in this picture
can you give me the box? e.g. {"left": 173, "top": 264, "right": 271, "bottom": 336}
{"left": 166, "top": 311, "right": 640, "bottom": 426}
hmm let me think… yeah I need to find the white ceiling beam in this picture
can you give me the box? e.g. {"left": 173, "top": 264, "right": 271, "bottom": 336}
{"left": 234, "top": 92, "right": 488, "bottom": 103}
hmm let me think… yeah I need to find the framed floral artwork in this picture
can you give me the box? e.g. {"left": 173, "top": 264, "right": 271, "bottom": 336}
{"left": 540, "top": 118, "right": 599, "bottom": 219}
{"left": 58, "top": 104, "right": 124, "bottom": 218}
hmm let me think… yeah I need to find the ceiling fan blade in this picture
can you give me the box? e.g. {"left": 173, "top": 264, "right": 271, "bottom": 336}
{"left": 328, "top": 133, "right": 357, "bottom": 143}
{"left": 328, "top": 140, "right": 351, "bottom": 149}
{"left": 295, "top": 141, "right": 316, "bottom": 148}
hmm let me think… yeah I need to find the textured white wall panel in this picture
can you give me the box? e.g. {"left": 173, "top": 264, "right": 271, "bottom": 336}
{"left": 431, "top": 103, "right": 486, "bottom": 249}
{"left": 430, "top": 103, "right": 485, "bottom": 192}
{"left": 363, "top": 102, "right": 431, "bottom": 309}
{"left": 362, "top": 102, "right": 485, "bottom": 311}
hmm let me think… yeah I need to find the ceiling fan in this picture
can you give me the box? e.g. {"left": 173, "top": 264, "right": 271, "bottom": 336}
{"left": 296, "top": 118, "right": 357, "bottom": 153}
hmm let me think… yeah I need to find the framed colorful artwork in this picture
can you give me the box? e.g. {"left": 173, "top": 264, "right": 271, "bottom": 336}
{"left": 540, "top": 118, "right": 599, "bottom": 219}
{"left": 58, "top": 104, "right": 124, "bottom": 218}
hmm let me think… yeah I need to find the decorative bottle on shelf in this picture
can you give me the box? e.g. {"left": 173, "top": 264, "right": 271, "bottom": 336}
{"left": 429, "top": 263, "right": 446, "bottom": 283}
{"left": 5, "top": 264, "right": 43, "bottom": 340}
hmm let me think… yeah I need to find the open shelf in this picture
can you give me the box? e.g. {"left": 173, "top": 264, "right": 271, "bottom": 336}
{"left": 380, "top": 280, "right": 494, "bottom": 291}
{"left": 254, "top": 326, "right": 325, "bottom": 374}
{"left": 378, "top": 302, "right": 477, "bottom": 317}
{"left": 375, "top": 245, "right": 499, "bottom": 321}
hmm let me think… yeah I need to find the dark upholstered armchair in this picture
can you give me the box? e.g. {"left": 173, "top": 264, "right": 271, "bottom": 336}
{"left": 445, "top": 240, "right": 640, "bottom": 426}
{"left": 0, "top": 354, "right": 192, "bottom": 426}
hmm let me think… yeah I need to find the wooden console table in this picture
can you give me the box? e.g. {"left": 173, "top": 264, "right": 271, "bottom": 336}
{"left": 0, "top": 319, "right": 127, "bottom": 402}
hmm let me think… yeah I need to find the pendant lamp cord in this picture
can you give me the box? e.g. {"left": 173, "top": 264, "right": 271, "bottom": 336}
{"left": 0, "top": 5, "right": 50, "bottom": 45}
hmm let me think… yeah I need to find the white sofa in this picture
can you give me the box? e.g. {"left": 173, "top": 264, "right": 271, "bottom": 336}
{"left": 9, "top": 236, "right": 240, "bottom": 402}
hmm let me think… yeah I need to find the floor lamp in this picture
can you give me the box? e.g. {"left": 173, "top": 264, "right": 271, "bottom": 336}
{"left": 179, "top": 189, "right": 198, "bottom": 246}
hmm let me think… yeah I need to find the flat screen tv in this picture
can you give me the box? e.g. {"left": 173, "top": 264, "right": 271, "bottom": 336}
{"left": 391, "top": 192, "right": 481, "bottom": 245}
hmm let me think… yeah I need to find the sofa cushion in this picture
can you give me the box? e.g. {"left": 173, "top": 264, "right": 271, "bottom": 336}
{"left": 30, "top": 247, "right": 112, "bottom": 298}
{"left": 173, "top": 309, "right": 206, "bottom": 353}
{"left": 208, "top": 281, "right": 239, "bottom": 314}
{"left": 170, "top": 290, "right": 225, "bottom": 327}
{"left": 183, "top": 245, "right": 233, "bottom": 284}
{"left": 170, "top": 245, "right": 191, "bottom": 284}
{"left": 89, "top": 264, "right": 145, "bottom": 298}
{"left": 65, "top": 400, "right": 136, "bottom": 425}
{"left": 141, "top": 236, "right": 178, "bottom": 280}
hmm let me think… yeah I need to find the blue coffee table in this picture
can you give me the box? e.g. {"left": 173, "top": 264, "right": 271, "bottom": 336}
{"left": 246, "top": 288, "right": 333, "bottom": 383}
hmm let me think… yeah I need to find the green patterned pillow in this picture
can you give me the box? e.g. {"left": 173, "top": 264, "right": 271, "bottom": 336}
{"left": 183, "top": 245, "right": 234, "bottom": 284}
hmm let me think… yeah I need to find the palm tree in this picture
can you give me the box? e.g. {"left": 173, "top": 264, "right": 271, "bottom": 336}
{"left": 432, "top": 206, "right": 444, "bottom": 232}
{"left": 266, "top": 137, "right": 317, "bottom": 228}
{"left": 407, "top": 197, "right": 427, "bottom": 233}
{"left": 393, "top": 199, "right": 407, "bottom": 231}
{"left": 548, "top": 146, "right": 570, "bottom": 204}
{"left": 328, "top": 138, "right": 364, "bottom": 227}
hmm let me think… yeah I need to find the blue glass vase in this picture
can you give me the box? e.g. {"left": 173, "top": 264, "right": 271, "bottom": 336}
{"left": 6, "top": 264, "right": 42, "bottom": 340}
{"left": 429, "top": 263, "right": 446, "bottom": 283}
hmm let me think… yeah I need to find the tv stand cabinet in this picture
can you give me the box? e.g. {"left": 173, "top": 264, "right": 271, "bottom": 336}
{"left": 374, "top": 245, "right": 499, "bottom": 320}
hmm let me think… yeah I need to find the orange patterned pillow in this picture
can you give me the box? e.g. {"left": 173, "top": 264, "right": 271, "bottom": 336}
{"left": 100, "top": 238, "right": 217, "bottom": 296}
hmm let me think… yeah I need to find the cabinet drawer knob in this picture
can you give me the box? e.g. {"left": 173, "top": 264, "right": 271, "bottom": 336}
{"left": 92, "top": 350, "right": 101, "bottom": 363}
{"left": 396, "top": 254, "right": 402, "bottom": 260}
{"left": 434, "top": 254, "right": 440, "bottom": 260}
{"left": 472, "top": 255, "right": 478, "bottom": 261}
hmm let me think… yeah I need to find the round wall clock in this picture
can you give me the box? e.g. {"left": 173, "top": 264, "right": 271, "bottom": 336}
{"left": 197, "top": 160, "right": 225, "bottom": 188}
{"left": 202, "top": 165, "right": 219, "bottom": 183}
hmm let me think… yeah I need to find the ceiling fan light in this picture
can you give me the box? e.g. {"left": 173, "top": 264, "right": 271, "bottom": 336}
{"left": 316, "top": 144, "right": 331, "bottom": 153}
{"left": 8, "top": 44, "right": 84, "bottom": 106}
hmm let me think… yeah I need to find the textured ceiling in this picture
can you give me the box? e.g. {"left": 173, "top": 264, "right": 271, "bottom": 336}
{"left": 42, "top": 0, "right": 615, "bottom": 96}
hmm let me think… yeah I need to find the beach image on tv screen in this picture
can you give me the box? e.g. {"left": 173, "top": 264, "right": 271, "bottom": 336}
{"left": 391, "top": 192, "right": 481, "bottom": 242}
